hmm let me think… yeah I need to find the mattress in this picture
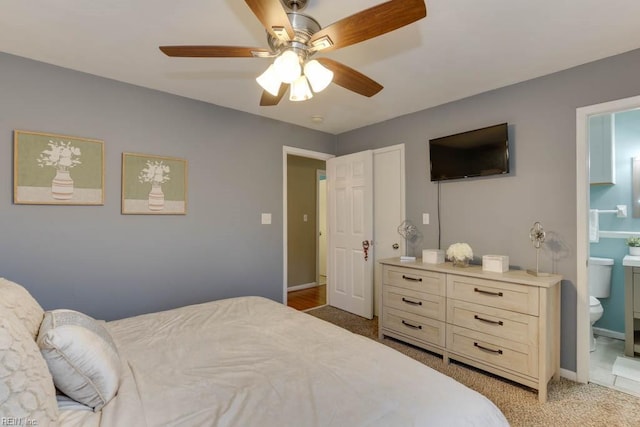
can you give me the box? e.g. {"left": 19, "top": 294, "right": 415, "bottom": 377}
{"left": 61, "top": 296, "right": 508, "bottom": 426}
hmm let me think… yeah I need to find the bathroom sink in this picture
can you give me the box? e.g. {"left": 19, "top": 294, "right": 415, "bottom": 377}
{"left": 623, "top": 255, "right": 640, "bottom": 267}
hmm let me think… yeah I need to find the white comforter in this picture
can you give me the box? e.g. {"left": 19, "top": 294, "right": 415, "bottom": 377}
{"left": 59, "top": 296, "right": 508, "bottom": 426}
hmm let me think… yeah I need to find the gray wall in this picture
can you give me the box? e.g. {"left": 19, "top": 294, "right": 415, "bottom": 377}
{"left": 335, "top": 48, "right": 640, "bottom": 372}
{"left": 0, "top": 53, "right": 336, "bottom": 321}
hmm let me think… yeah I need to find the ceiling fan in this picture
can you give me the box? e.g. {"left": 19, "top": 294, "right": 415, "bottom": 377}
{"left": 159, "top": 0, "right": 427, "bottom": 106}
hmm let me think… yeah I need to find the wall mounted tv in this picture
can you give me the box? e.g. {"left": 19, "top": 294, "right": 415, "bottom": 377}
{"left": 429, "top": 123, "right": 509, "bottom": 182}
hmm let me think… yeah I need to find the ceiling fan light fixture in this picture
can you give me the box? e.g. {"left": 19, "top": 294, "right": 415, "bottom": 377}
{"left": 289, "top": 75, "right": 313, "bottom": 102}
{"left": 304, "top": 60, "right": 333, "bottom": 93}
{"left": 274, "top": 50, "right": 301, "bottom": 84}
{"left": 256, "top": 64, "right": 282, "bottom": 96}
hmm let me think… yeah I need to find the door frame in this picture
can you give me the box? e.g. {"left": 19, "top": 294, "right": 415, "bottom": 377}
{"left": 575, "top": 94, "right": 640, "bottom": 383}
{"left": 282, "top": 146, "right": 334, "bottom": 305}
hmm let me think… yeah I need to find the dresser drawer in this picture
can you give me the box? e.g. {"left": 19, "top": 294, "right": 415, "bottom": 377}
{"left": 447, "top": 299, "right": 538, "bottom": 346}
{"left": 382, "top": 307, "right": 445, "bottom": 347}
{"left": 384, "top": 266, "right": 446, "bottom": 296}
{"left": 447, "top": 275, "right": 539, "bottom": 315}
{"left": 384, "top": 285, "right": 445, "bottom": 321}
{"left": 448, "top": 325, "right": 538, "bottom": 378}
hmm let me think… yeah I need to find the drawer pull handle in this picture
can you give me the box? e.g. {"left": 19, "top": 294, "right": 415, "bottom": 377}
{"left": 474, "top": 342, "right": 503, "bottom": 355}
{"left": 402, "top": 320, "right": 422, "bottom": 330}
{"left": 402, "top": 275, "right": 422, "bottom": 282}
{"left": 474, "top": 287, "right": 503, "bottom": 297}
{"left": 402, "top": 297, "right": 423, "bottom": 306}
{"left": 474, "top": 315, "right": 503, "bottom": 326}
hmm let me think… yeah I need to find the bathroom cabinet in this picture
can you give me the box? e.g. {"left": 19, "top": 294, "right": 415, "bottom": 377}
{"left": 624, "top": 265, "right": 640, "bottom": 357}
{"left": 378, "top": 258, "right": 562, "bottom": 402}
{"left": 589, "top": 113, "right": 615, "bottom": 185}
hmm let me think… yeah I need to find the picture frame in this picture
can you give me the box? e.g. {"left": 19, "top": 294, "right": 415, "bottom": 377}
{"left": 121, "top": 152, "right": 188, "bottom": 215}
{"left": 14, "top": 130, "right": 105, "bottom": 205}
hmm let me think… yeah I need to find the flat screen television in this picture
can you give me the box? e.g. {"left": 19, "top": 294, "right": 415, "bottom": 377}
{"left": 429, "top": 123, "right": 509, "bottom": 182}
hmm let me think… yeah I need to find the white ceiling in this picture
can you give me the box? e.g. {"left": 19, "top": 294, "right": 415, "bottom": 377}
{"left": 2, "top": 0, "right": 640, "bottom": 134}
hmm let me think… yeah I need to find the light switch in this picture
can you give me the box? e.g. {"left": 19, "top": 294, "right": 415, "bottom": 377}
{"left": 303, "top": 214, "right": 308, "bottom": 222}
{"left": 423, "top": 213, "right": 430, "bottom": 225}
{"left": 261, "top": 213, "right": 271, "bottom": 225}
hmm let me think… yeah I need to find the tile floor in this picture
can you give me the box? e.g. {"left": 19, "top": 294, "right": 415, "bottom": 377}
{"left": 590, "top": 335, "right": 640, "bottom": 396}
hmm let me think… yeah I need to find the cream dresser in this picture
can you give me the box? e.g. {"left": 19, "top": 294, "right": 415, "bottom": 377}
{"left": 379, "top": 258, "right": 561, "bottom": 403}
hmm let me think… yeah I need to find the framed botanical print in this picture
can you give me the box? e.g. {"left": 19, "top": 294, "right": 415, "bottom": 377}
{"left": 14, "top": 130, "right": 104, "bottom": 205}
{"left": 121, "top": 152, "right": 188, "bottom": 215}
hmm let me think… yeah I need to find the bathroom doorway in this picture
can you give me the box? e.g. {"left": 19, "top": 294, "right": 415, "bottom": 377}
{"left": 576, "top": 95, "right": 640, "bottom": 396}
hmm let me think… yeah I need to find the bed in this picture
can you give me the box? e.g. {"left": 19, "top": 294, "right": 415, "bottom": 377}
{"left": 1, "top": 278, "right": 509, "bottom": 426}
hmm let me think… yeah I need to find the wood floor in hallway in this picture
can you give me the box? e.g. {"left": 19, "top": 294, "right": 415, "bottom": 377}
{"left": 287, "top": 284, "right": 326, "bottom": 311}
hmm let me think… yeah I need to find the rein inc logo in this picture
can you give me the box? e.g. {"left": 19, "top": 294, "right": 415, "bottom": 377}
{"left": 1, "top": 418, "right": 38, "bottom": 426}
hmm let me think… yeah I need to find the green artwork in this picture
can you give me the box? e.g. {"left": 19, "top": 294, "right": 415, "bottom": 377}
{"left": 14, "top": 130, "right": 104, "bottom": 205}
{"left": 122, "top": 153, "right": 187, "bottom": 214}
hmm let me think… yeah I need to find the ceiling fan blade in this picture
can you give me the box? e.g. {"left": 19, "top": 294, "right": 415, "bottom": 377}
{"left": 159, "top": 46, "right": 271, "bottom": 58}
{"left": 316, "top": 58, "right": 383, "bottom": 97}
{"left": 309, "top": 0, "right": 426, "bottom": 52}
{"left": 245, "top": 0, "right": 295, "bottom": 41}
{"left": 260, "top": 83, "right": 290, "bottom": 106}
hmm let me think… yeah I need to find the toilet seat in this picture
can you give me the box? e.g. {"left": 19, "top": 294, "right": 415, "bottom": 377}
{"left": 589, "top": 295, "right": 600, "bottom": 307}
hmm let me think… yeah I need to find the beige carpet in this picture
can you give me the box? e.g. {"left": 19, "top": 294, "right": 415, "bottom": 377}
{"left": 306, "top": 305, "right": 640, "bottom": 427}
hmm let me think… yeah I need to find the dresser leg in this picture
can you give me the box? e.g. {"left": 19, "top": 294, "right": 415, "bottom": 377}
{"left": 538, "top": 385, "right": 547, "bottom": 403}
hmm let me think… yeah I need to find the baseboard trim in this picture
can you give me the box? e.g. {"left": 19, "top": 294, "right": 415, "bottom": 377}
{"left": 560, "top": 368, "right": 578, "bottom": 382}
{"left": 287, "top": 282, "right": 318, "bottom": 292}
{"left": 593, "top": 327, "right": 625, "bottom": 341}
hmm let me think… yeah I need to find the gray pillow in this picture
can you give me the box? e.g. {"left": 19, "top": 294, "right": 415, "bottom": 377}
{"left": 37, "top": 309, "right": 121, "bottom": 411}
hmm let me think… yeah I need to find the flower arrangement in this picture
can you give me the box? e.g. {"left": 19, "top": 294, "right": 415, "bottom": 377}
{"left": 446, "top": 243, "right": 473, "bottom": 266}
{"left": 138, "top": 160, "right": 171, "bottom": 185}
{"left": 37, "top": 140, "right": 82, "bottom": 171}
{"left": 626, "top": 237, "right": 640, "bottom": 247}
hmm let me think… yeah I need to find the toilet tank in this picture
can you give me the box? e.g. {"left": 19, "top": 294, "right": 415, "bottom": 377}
{"left": 588, "top": 257, "right": 614, "bottom": 298}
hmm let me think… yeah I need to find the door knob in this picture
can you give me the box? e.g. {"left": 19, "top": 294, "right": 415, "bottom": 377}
{"left": 392, "top": 243, "right": 399, "bottom": 250}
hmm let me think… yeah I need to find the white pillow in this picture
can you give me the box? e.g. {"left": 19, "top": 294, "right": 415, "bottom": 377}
{"left": 0, "top": 278, "right": 45, "bottom": 339}
{"left": 0, "top": 310, "right": 59, "bottom": 425}
{"left": 37, "top": 309, "right": 121, "bottom": 411}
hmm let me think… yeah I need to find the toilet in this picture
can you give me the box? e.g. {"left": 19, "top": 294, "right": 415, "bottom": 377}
{"left": 588, "top": 257, "right": 614, "bottom": 352}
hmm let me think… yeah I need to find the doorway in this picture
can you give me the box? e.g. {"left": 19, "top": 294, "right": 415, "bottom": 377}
{"left": 282, "top": 144, "right": 405, "bottom": 316}
{"left": 284, "top": 150, "right": 331, "bottom": 311}
{"left": 576, "top": 95, "right": 640, "bottom": 391}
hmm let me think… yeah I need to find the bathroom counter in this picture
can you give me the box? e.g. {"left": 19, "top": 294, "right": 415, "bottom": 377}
{"left": 623, "top": 255, "right": 640, "bottom": 267}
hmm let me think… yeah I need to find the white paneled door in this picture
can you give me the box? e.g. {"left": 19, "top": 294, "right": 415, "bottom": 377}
{"left": 327, "top": 150, "right": 374, "bottom": 319}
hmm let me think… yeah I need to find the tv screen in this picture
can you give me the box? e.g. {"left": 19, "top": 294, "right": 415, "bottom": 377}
{"left": 429, "top": 123, "right": 509, "bottom": 182}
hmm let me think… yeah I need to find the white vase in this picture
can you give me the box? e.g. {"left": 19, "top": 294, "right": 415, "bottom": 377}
{"left": 148, "top": 183, "right": 165, "bottom": 211}
{"left": 630, "top": 247, "right": 640, "bottom": 256}
{"left": 51, "top": 169, "right": 74, "bottom": 200}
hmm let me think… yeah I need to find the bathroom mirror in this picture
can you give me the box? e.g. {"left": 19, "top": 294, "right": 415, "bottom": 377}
{"left": 633, "top": 157, "right": 640, "bottom": 218}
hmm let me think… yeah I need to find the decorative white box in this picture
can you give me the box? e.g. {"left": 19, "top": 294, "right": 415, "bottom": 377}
{"left": 422, "top": 249, "right": 445, "bottom": 264}
{"left": 482, "top": 255, "right": 509, "bottom": 273}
